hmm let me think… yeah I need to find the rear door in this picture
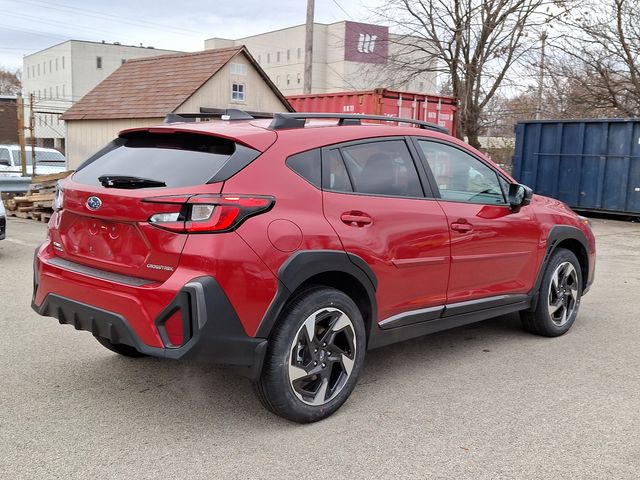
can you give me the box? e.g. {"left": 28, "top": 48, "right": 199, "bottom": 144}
{"left": 414, "top": 138, "right": 541, "bottom": 306}
{"left": 51, "top": 131, "right": 247, "bottom": 282}
{"left": 321, "top": 137, "right": 451, "bottom": 327}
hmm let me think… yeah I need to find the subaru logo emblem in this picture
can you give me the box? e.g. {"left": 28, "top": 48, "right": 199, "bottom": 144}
{"left": 86, "top": 196, "right": 102, "bottom": 211}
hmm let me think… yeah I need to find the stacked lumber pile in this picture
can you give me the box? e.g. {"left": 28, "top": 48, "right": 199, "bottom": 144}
{"left": 3, "top": 171, "right": 73, "bottom": 222}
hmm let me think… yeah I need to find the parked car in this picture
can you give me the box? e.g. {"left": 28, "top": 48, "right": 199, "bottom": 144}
{"left": 0, "top": 194, "right": 5, "bottom": 240}
{"left": 0, "top": 145, "right": 67, "bottom": 176}
{"left": 31, "top": 111, "right": 596, "bottom": 423}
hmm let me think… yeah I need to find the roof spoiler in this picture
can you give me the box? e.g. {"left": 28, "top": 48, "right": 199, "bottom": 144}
{"left": 268, "top": 112, "right": 449, "bottom": 134}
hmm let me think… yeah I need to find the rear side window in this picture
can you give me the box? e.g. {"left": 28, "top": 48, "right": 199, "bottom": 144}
{"left": 73, "top": 132, "right": 238, "bottom": 188}
{"left": 286, "top": 149, "right": 321, "bottom": 187}
{"left": 11, "top": 149, "right": 65, "bottom": 165}
{"left": 340, "top": 140, "right": 423, "bottom": 198}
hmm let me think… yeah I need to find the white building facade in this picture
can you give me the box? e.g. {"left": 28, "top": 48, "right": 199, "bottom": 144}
{"left": 205, "top": 21, "right": 437, "bottom": 96}
{"left": 21, "top": 40, "right": 181, "bottom": 151}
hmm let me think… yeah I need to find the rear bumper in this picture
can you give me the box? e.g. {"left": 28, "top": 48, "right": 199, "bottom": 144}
{"left": 32, "top": 246, "right": 268, "bottom": 379}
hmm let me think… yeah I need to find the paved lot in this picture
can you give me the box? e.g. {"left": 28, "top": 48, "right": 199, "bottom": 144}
{"left": 1, "top": 216, "right": 639, "bottom": 479}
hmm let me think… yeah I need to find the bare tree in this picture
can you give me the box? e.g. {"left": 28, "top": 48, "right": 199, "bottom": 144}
{"left": 0, "top": 68, "right": 21, "bottom": 96}
{"left": 554, "top": 0, "right": 640, "bottom": 116}
{"left": 376, "top": 0, "right": 565, "bottom": 148}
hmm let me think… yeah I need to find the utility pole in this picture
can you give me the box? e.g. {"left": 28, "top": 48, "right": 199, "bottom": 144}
{"left": 16, "top": 94, "right": 27, "bottom": 177}
{"left": 303, "top": 0, "right": 315, "bottom": 94}
{"left": 29, "top": 93, "right": 36, "bottom": 177}
{"left": 536, "top": 31, "right": 547, "bottom": 120}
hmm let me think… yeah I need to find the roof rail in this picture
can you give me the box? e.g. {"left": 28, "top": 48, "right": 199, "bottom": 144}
{"left": 268, "top": 112, "right": 449, "bottom": 134}
{"left": 163, "top": 108, "right": 274, "bottom": 124}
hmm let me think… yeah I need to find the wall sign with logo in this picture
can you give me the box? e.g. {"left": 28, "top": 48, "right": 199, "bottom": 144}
{"left": 344, "top": 21, "right": 389, "bottom": 64}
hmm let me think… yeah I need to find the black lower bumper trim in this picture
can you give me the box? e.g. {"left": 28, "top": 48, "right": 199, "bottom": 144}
{"left": 31, "top": 276, "right": 267, "bottom": 380}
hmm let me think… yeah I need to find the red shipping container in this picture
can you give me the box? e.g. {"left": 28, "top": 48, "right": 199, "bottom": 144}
{"left": 287, "top": 88, "right": 458, "bottom": 136}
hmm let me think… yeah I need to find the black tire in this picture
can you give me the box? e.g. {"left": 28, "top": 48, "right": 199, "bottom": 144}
{"left": 94, "top": 336, "right": 148, "bottom": 358}
{"left": 521, "top": 248, "right": 583, "bottom": 337}
{"left": 253, "top": 286, "right": 367, "bottom": 423}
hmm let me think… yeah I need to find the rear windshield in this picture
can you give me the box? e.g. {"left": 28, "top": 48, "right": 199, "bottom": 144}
{"left": 73, "top": 132, "right": 236, "bottom": 188}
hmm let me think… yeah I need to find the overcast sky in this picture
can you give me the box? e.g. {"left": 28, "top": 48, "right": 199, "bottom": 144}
{"left": 0, "top": 0, "right": 384, "bottom": 70}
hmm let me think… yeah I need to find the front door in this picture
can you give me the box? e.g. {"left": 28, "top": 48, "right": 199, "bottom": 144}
{"left": 414, "top": 138, "right": 541, "bottom": 306}
{"left": 321, "top": 138, "right": 451, "bottom": 327}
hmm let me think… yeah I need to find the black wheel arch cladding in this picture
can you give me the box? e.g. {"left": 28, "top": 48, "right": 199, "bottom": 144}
{"left": 255, "top": 250, "right": 378, "bottom": 339}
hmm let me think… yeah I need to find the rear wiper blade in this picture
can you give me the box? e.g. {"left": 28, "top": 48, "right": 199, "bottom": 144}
{"left": 98, "top": 175, "right": 166, "bottom": 189}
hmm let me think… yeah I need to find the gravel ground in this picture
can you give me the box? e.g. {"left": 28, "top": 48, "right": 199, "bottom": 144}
{"left": 1, "top": 216, "right": 639, "bottom": 479}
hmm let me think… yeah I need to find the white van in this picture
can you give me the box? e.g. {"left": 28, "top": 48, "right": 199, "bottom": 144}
{"left": 0, "top": 145, "right": 67, "bottom": 176}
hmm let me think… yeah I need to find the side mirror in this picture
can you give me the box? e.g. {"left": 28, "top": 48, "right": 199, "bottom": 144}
{"left": 508, "top": 183, "right": 533, "bottom": 211}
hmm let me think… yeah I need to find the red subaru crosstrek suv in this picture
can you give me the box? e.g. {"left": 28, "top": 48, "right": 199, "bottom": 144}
{"left": 32, "top": 111, "right": 595, "bottom": 422}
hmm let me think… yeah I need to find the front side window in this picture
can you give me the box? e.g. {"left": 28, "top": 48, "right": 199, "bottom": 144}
{"left": 0, "top": 148, "right": 10, "bottom": 165}
{"left": 417, "top": 140, "right": 506, "bottom": 204}
{"left": 339, "top": 140, "right": 423, "bottom": 198}
{"left": 231, "top": 83, "right": 245, "bottom": 102}
{"left": 96, "top": 56, "right": 102, "bottom": 69}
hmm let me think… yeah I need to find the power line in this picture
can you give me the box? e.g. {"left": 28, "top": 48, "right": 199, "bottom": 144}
{"left": 1, "top": 11, "right": 122, "bottom": 38}
{"left": 14, "top": 0, "right": 203, "bottom": 37}
{"left": 0, "top": 25, "right": 68, "bottom": 41}
{"left": 332, "top": 0, "right": 354, "bottom": 20}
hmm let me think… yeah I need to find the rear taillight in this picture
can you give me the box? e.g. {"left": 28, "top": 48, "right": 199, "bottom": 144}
{"left": 144, "top": 194, "right": 274, "bottom": 233}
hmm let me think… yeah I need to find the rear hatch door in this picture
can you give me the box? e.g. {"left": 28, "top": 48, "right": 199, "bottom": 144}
{"left": 51, "top": 130, "right": 253, "bottom": 282}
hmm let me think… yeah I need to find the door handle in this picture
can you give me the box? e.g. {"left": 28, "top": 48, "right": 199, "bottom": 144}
{"left": 451, "top": 221, "right": 473, "bottom": 233}
{"left": 340, "top": 212, "right": 372, "bottom": 226}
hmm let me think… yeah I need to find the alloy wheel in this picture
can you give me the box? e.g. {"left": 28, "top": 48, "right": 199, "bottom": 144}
{"left": 547, "top": 261, "right": 579, "bottom": 327}
{"left": 287, "top": 307, "right": 357, "bottom": 406}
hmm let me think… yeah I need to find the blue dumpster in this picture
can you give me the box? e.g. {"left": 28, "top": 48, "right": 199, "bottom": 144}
{"left": 512, "top": 119, "right": 640, "bottom": 215}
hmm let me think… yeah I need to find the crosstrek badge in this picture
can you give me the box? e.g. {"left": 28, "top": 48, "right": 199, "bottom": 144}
{"left": 146, "top": 264, "right": 174, "bottom": 272}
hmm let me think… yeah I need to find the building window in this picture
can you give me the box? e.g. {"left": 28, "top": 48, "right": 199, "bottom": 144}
{"left": 55, "top": 58, "right": 58, "bottom": 71}
{"left": 49, "top": 60, "right": 52, "bottom": 72}
{"left": 121, "top": 59, "right": 126, "bottom": 65}
{"left": 62, "top": 56, "right": 65, "bottom": 69}
{"left": 297, "top": 73, "right": 301, "bottom": 84}
{"left": 49, "top": 87, "right": 52, "bottom": 98}
{"left": 287, "top": 49, "right": 290, "bottom": 61}
{"left": 267, "top": 53, "right": 270, "bottom": 64}
{"left": 276, "top": 51, "right": 281, "bottom": 62}
{"left": 297, "top": 47, "right": 302, "bottom": 59}
{"left": 56, "top": 85, "right": 59, "bottom": 98}
{"left": 37, "top": 64, "right": 40, "bottom": 76}
{"left": 96, "top": 56, "right": 102, "bottom": 69}
{"left": 62, "top": 85, "right": 65, "bottom": 98}
{"left": 43, "top": 62, "right": 46, "bottom": 74}
{"left": 286, "top": 74, "right": 291, "bottom": 85}
{"left": 231, "top": 83, "right": 245, "bottom": 102}
{"left": 230, "top": 63, "right": 247, "bottom": 75}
